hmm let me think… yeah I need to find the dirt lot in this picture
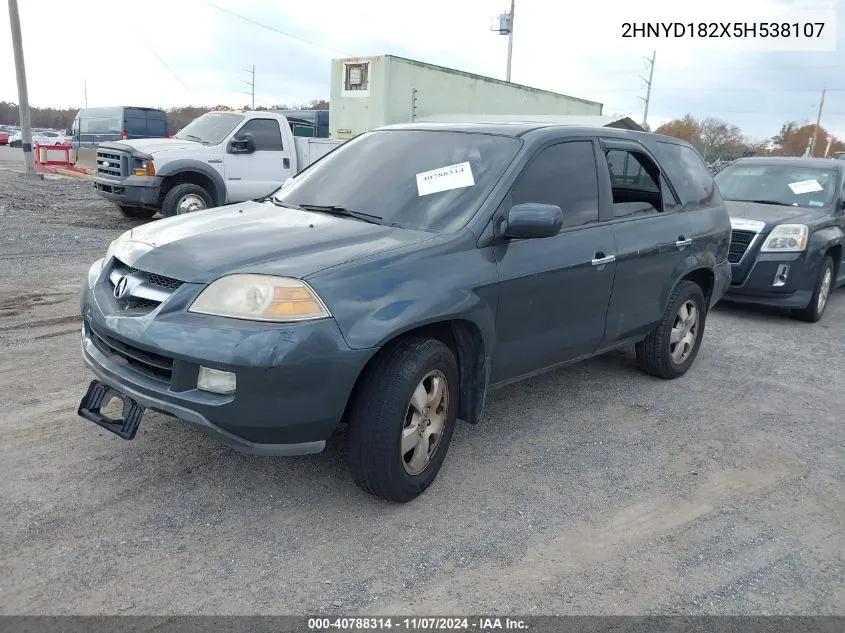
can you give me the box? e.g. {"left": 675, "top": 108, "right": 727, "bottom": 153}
{"left": 0, "top": 171, "right": 843, "bottom": 616}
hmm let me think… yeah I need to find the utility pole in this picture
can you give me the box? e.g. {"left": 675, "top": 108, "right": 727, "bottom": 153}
{"left": 809, "top": 88, "right": 826, "bottom": 157}
{"left": 8, "top": 0, "right": 35, "bottom": 174}
{"left": 505, "top": 0, "right": 515, "bottom": 82}
{"left": 242, "top": 65, "right": 255, "bottom": 109}
{"left": 84, "top": 79, "right": 88, "bottom": 108}
{"left": 638, "top": 50, "right": 656, "bottom": 129}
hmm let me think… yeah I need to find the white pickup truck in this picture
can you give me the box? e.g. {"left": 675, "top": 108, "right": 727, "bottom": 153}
{"left": 92, "top": 111, "right": 343, "bottom": 218}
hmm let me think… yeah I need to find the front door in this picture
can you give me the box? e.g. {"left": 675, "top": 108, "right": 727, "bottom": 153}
{"left": 491, "top": 139, "right": 617, "bottom": 384}
{"left": 223, "top": 118, "right": 293, "bottom": 203}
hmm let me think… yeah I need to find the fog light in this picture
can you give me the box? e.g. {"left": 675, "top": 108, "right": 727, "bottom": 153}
{"left": 773, "top": 264, "right": 790, "bottom": 287}
{"left": 197, "top": 366, "right": 236, "bottom": 395}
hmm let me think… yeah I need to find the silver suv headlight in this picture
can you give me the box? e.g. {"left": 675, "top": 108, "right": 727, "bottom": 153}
{"left": 189, "top": 274, "right": 331, "bottom": 322}
{"left": 760, "top": 224, "right": 808, "bottom": 253}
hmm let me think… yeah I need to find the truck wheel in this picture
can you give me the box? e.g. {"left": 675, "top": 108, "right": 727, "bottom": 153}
{"left": 161, "top": 183, "right": 212, "bottom": 217}
{"left": 118, "top": 205, "right": 156, "bottom": 219}
{"left": 347, "top": 337, "right": 459, "bottom": 503}
{"left": 792, "top": 256, "right": 834, "bottom": 323}
{"left": 636, "top": 280, "right": 707, "bottom": 380}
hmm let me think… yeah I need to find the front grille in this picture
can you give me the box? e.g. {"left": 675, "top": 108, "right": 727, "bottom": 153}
{"left": 108, "top": 260, "right": 186, "bottom": 313}
{"left": 96, "top": 149, "right": 127, "bottom": 178}
{"left": 728, "top": 230, "right": 756, "bottom": 264}
{"left": 120, "top": 264, "right": 184, "bottom": 291}
{"left": 90, "top": 327, "right": 173, "bottom": 382}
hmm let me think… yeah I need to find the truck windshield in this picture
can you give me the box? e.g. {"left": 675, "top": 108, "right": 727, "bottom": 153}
{"left": 174, "top": 112, "right": 244, "bottom": 145}
{"left": 271, "top": 129, "right": 522, "bottom": 232}
{"left": 714, "top": 163, "right": 839, "bottom": 209}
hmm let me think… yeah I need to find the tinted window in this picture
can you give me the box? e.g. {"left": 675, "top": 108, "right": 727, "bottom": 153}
{"left": 273, "top": 129, "right": 521, "bottom": 233}
{"left": 237, "top": 119, "right": 283, "bottom": 151}
{"left": 661, "top": 175, "right": 680, "bottom": 212}
{"left": 125, "top": 117, "right": 147, "bottom": 135}
{"left": 655, "top": 141, "right": 722, "bottom": 207}
{"left": 714, "top": 163, "right": 838, "bottom": 209}
{"left": 146, "top": 117, "right": 167, "bottom": 137}
{"left": 510, "top": 141, "right": 599, "bottom": 228}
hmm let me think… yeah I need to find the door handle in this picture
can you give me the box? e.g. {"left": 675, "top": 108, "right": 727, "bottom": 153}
{"left": 591, "top": 254, "right": 616, "bottom": 266}
{"left": 283, "top": 157, "right": 290, "bottom": 169}
{"left": 676, "top": 236, "right": 693, "bottom": 248}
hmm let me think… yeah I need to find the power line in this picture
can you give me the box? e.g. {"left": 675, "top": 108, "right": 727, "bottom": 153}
{"left": 203, "top": 2, "right": 347, "bottom": 56}
{"left": 129, "top": 27, "right": 188, "bottom": 90}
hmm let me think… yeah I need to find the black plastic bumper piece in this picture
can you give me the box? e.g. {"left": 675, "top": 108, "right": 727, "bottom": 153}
{"left": 78, "top": 379, "right": 146, "bottom": 440}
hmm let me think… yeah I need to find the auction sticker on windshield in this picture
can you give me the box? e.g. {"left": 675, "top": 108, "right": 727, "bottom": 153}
{"left": 788, "top": 179, "right": 824, "bottom": 195}
{"left": 416, "top": 162, "right": 475, "bottom": 196}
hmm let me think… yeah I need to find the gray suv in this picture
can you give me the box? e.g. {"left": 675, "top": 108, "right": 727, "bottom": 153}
{"left": 77, "top": 123, "right": 732, "bottom": 502}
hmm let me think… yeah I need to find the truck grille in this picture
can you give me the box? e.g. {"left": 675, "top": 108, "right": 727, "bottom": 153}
{"left": 96, "top": 149, "right": 128, "bottom": 178}
{"left": 89, "top": 326, "right": 173, "bottom": 382}
{"left": 728, "top": 230, "right": 756, "bottom": 264}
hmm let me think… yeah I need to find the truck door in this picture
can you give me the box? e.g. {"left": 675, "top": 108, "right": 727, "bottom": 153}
{"left": 223, "top": 118, "right": 294, "bottom": 203}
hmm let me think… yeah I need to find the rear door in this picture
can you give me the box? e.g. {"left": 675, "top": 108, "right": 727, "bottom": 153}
{"left": 124, "top": 109, "right": 148, "bottom": 140}
{"left": 491, "top": 138, "right": 617, "bottom": 384}
{"left": 598, "top": 138, "right": 693, "bottom": 347}
{"left": 79, "top": 108, "right": 122, "bottom": 147}
{"left": 145, "top": 111, "right": 168, "bottom": 138}
{"left": 223, "top": 117, "right": 294, "bottom": 202}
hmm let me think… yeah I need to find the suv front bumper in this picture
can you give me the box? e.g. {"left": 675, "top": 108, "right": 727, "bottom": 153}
{"left": 80, "top": 280, "right": 376, "bottom": 454}
{"left": 93, "top": 175, "right": 162, "bottom": 208}
{"left": 725, "top": 251, "right": 819, "bottom": 308}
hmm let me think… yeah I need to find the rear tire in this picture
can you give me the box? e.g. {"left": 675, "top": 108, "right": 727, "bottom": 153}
{"left": 792, "top": 256, "right": 834, "bottom": 323}
{"left": 347, "top": 338, "right": 459, "bottom": 503}
{"left": 161, "top": 183, "right": 212, "bottom": 218}
{"left": 118, "top": 205, "right": 157, "bottom": 219}
{"left": 636, "top": 280, "right": 707, "bottom": 379}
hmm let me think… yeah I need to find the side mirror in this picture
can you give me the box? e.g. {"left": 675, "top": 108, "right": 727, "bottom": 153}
{"left": 502, "top": 203, "right": 563, "bottom": 239}
{"left": 229, "top": 133, "right": 256, "bottom": 154}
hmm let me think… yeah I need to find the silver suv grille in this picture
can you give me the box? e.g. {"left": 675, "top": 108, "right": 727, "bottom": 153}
{"left": 108, "top": 259, "right": 185, "bottom": 314}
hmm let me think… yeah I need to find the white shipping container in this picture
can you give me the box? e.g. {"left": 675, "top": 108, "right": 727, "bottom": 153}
{"left": 329, "top": 55, "right": 603, "bottom": 140}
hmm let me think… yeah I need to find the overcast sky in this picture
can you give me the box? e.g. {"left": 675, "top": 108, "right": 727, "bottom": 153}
{"left": 1, "top": 0, "right": 843, "bottom": 141}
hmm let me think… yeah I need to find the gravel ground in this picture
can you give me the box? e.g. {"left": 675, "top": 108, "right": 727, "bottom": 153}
{"left": 0, "top": 172, "right": 843, "bottom": 616}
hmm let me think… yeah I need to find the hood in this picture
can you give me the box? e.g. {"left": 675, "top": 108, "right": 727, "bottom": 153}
{"left": 100, "top": 138, "right": 203, "bottom": 154}
{"left": 113, "top": 201, "right": 435, "bottom": 283}
{"left": 725, "top": 200, "right": 826, "bottom": 231}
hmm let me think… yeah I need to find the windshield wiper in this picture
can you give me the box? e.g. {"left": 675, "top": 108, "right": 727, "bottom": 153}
{"left": 744, "top": 199, "right": 794, "bottom": 207}
{"left": 180, "top": 134, "right": 204, "bottom": 143}
{"left": 297, "top": 204, "right": 384, "bottom": 225}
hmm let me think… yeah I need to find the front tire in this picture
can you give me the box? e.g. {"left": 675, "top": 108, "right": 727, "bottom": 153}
{"left": 347, "top": 338, "right": 459, "bottom": 503}
{"left": 636, "top": 280, "right": 707, "bottom": 379}
{"left": 792, "top": 256, "right": 834, "bottom": 323}
{"left": 161, "top": 183, "right": 212, "bottom": 218}
{"left": 118, "top": 204, "right": 157, "bottom": 219}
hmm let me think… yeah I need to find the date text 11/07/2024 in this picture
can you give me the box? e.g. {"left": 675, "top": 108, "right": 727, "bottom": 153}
{"left": 308, "top": 617, "right": 529, "bottom": 630}
{"left": 622, "top": 22, "right": 826, "bottom": 38}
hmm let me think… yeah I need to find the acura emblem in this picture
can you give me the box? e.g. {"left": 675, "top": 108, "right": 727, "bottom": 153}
{"left": 113, "top": 276, "right": 129, "bottom": 299}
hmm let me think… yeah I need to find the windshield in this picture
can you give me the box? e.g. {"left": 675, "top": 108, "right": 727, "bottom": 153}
{"left": 174, "top": 112, "right": 244, "bottom": 145}
{"left": 714, "top": 163, "right": 839, "bottom": 209}
{"left": 271, "top": 129, "right": 522, "bottom": 232}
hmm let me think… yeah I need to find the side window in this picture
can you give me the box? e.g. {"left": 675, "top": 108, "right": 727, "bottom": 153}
{"left": 237, "top": 119, "right": 283, "bottom": 151}
{"left": 602, "top": 149, "right": 662, "bottom": 218}
{"left": 655, "top": 141, "right": 723, "bottom": 207}
{"left": 510, "top": 141, "right": 599, "bottom": 229}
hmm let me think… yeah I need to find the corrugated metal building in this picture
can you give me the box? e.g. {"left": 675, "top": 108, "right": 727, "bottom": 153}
{"left": 329, "top": 55, "right": 603, "bottom": 139}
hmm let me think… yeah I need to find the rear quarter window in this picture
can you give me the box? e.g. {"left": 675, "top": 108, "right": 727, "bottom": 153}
{"left": 654, "top": 141, "right": 723, "bottom": 208}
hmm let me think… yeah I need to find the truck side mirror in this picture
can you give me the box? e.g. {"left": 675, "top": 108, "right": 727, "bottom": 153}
{"left": 229, "top": 133, "right": 256, "bottom": 155}
{"left": 502, "top": 203, "right": 563, "bottom": 239}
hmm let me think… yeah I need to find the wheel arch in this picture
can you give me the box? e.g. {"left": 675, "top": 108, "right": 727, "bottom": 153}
{"left": 342, "top": 318, "right": 490, "bottom": 428}
{"left": 157, "top": 161, "right": 225, "bottom": 206}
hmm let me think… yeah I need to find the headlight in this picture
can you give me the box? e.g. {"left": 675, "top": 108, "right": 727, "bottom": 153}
{"left": 132, "top": 158, "right": 155, "bottom": 176}
{"left": 760, "top": 224, "right": 808, "bottom": 253}
{"left": 188, "top": 274, "right": 331, "bottom": 322}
